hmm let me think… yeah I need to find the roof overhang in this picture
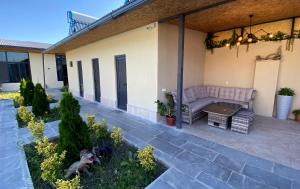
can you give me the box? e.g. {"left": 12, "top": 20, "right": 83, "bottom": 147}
{"left": 0, "top": 46, "right": 46, "bottom": 53}
{"left": 45, "top": 0, "right": 300, "bottom": 54}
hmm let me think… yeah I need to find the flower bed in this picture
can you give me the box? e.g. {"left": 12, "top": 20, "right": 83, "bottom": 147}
{"left": 24, "top": 140, "right": 166, "bottom": 189}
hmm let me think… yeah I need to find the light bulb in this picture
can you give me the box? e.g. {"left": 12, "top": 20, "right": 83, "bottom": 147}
{"left": 237, "top": 42, "right": 241, "bottom": 46}
{"left": 247, "top": 38, "right": 253, "bottom": 43}
{"left": 225, "top": 43, "right": 230, "bottom": 47}
{"left": 268, "top": 33, "right": 274, "bottom": 38}
{"left": 238, "top": 36, "right": 243, "bottom": 41}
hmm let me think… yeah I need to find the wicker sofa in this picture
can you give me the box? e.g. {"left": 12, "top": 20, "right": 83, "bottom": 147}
{"left": 171, "top": 85, "right": 256, "bottom": 125}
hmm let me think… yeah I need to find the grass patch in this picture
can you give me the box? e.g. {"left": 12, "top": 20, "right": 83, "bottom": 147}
{"left": 0, "top": 91, "right": 20, "bottom": 100}
{"left": 17, "top": 107, "right": 61, "bottom": 128}
{"left": 24, "top": 140, "right": 166, "bottom": 189}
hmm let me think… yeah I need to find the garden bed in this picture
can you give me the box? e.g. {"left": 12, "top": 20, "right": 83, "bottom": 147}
{"left": 17, "top": 107, "right": 60, "bottom": 128}
{"left": 24, "top": 140, "right": 166, "bottom": 189}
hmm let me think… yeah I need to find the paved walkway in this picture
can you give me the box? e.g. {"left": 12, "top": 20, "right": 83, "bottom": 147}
{"left": 1, "top": 94, "right": 300, "bottom": 189}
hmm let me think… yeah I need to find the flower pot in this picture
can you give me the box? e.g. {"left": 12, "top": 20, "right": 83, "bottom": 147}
{"left": 295, "top": 115, "right": 300, "bottom": 122}
{"left": 276, "top": 95, "right": 293, "bottom": 120}
{"left": 166, "top": 116, "right": 176, "bottom": 126}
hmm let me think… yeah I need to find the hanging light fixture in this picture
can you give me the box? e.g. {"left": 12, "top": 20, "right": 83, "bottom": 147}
{"left": 247, "top": 14, "right": 254, "bottom": 43}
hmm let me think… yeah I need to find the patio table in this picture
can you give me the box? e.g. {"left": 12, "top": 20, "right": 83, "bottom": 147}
{"left": 202, "top": 102, "right": 242, "bottom": 129}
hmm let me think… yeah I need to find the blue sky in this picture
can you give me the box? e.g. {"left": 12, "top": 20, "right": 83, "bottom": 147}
{"left": 0, "top": 0, "right": 124, "bottom": 44}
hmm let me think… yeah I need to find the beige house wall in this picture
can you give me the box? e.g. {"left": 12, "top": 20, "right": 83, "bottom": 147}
{"left": 66, "top": 23, "right": 159, "bottom": 121}
{"left": 1, "top": 52, "right": 63, "bottom": 91}
{"left": 157, "top": 23, "right": 206, "bottom": 101}
{"left": 204, "top": 39, "right": 300, "bottom": 117}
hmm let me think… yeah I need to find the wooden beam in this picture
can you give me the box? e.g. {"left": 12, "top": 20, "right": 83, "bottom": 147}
{"left": 176, "top": 15, "right": 185, "bottom": 129}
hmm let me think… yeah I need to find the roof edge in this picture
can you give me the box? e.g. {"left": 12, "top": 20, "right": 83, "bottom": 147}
{"left": 44, "top": 0, "right": 149, "bottom": 53}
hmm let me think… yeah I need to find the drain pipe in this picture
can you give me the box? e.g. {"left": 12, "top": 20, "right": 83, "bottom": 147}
{"left": 42, "top": 53, "right": 46, "bottom": 88}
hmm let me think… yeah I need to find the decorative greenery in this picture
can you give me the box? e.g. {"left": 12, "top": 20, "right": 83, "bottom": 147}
{"left": 17, "top": 106, "right": 35, "bottom": 123}
{"left": 155, "top": 92, "right": 175, "bottom": 117}
{"left": 36, "top": 137, "right": 57, "bottom": 158}
{"left": 40, "top": 151, "right": 66, "bottom": 185}
{"left": 0, "top": 91, "right": 19, "bottom": 100}
{"left": 154, "top": 100, "right": 167, "bottom": 116}
{"left": 137, "top": 146, "right": 155, "bottom": 172}
{"left": 58, "top": 92, "right": 91, "bottom": 164}
{"left": 47, "top": 95, "right": 57, "bottom": 103}
{"left": 292, "top": 109, "right": 300, "bottom": 116}
{"left": 20, "top": 79, "right": 26, "bottom": 98}
{"left": 23, "top": 79, "right": 35, "bottom": 106}
{"left": 86, "top": 114, "right": 95, "bottom": 127}
{"left": 14, "top": 95, "right": 24, "bottom": 107}
{"left": 32, "top": 83, "right": 49, "bottom": 117}
{"left": 278, "top": 88, "right": 295, "bottom": 96}
{"left": 60, "top": 86, "right": 69, "bottom": 93}
{"left": 55, "top": 176, "right": 82, "bottom": 189}
{"left": 110, "top": 127, "right": 123, "bottom": 147}
{"left": 28, "top": 119, "right": 45, "bottom": 140}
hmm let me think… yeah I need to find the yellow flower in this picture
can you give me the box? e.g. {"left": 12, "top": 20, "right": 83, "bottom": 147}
{"left": 111, "top": 127, "right": 123, "bottom": 146}
{"left": 137, "top": 146, "right": 156, "bottom": 171}
{"left": 55, "top": 176, "right": 82, "bottom": 189}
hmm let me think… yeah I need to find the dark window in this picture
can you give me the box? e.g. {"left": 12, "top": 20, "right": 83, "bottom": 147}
{"left": 0, "top": 51, "right": 30, "bottom": 83}
{"left": 56, "top": 55, "right": 66, "bottom": 81}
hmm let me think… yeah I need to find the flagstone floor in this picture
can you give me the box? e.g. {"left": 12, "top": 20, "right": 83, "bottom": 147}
{"left": 1, "top": 90, "right": 300, "bottom": 189}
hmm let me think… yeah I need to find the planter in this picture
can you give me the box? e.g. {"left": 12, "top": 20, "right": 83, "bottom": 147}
{"left": 166, "top": 116, "right": 176, "bottom": 126}
{"left": 295, "top": 115, "right": 300, "bottom": 122}
{"left": 276, "top": 95, "right": 293, "bottom": 120}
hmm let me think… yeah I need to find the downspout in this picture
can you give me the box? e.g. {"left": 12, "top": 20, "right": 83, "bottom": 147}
{"left": 42, "top": 53, "right": 46, "bottom": 88}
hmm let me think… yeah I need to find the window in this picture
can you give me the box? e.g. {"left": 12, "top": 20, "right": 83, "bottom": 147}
{"left": 0, "top": 51, "right": 31, "bottom": 83}
{"left": 55, "top": 55, "right": 66, "bottom": 81}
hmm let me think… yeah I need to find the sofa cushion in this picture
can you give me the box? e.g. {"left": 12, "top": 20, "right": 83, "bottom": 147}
{"left": 234, "top": 88, "right": 254, "bottom": 102}
{"left": 189, "top": 97, "right": 216, "bottom": 112}
{"left": 216, "top": 99, "right": 249, "bottom": 109}
{"left": 219, "top": 87, "right": 235, "bottom": 100}
{"left": 192, "top": 86, "right": 208, "bottom": 99}
{"left": 184, "top": 87, "right": 197, "bottom": 103}
{"left": 206, "top": 86, "right": 220, "bottom": 98}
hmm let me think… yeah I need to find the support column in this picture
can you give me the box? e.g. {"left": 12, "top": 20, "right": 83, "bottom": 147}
{"left": 176, "top": 15, "right": 185, "bottom": 129}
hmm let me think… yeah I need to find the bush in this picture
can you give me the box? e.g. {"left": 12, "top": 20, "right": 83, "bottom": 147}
{"left": 111, "top": 127, "right": 123, "bottom": 147}
{"left": 32, "top": 83, "right": 49, "bottom": 117}
{"left": 28, "top": 119, "right": 45, "bottom": 140}
{"left": 20, "top": 79, "right": 26, "bottom": 98}
{"left": 137, "top": 146, "right": 155, "bottom": 172}
{"left": 55, "top": 176, "right": 82, "bottom": 189}
{"left": 14, "top": 96, "right": 24, "bottom": 107}
{"left": 23, "top": 79, "right": 35, "bottom": 106}
{"left": 278, "top": 88, "right": 295, "bottom": 96}
{"left": 36, "top": 137, "right": 57, "bottom": 158}
{"left": 41, "top": 151, "right": 66, "bottom": 185}
{"left": 90, "top": 119, "right": 110, "bottom": 143}
{"left": 18, "top": 106, "right": 35, "bottom": 123}
{"left": 58, "top": 92, "right": 91, "bottom": 163}
{"left": 86, "top": 114, "right": 95, "bottom": 128}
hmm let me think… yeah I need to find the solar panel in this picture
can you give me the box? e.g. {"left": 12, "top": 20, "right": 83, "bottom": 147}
{"left": 67, "top": 11, "right": 98, "bottom": 35}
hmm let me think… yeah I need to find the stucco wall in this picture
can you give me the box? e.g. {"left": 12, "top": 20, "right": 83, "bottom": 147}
{"left": 157, "top": 23, "right": 206, "bottom": 101}
{"left": 1, "top": 52, "right": 63, "bottom": 91}
{"left": 204, "top": 39, "right": 300, "bottom": 117}
{"left": 66, "top": 23, "right": 158, "bottom": 121}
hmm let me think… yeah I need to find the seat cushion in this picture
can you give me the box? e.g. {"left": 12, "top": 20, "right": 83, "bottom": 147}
{"left": 189, "top": 98, "right": 215, "bottom": 112}
{"left": 219, "top": 87, "right": 235, "bottom": 100}
{"left": 216, "top": 99, "right": 249, "bottom": 109}
{"left": 234, "top": 88, "right": 254, "bottom": 102}
{"left": 206, "top": 86, "right": 220, "bottom": 98}
{"left": 184, "top": 87, "right": 197, "bottom": 103}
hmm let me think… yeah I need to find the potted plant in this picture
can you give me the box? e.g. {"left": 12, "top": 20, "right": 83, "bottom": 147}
{"left": 292, "top": 109, "right": 300, "bottom": 122}
{"left": 277, "top": 87, "right": 295, "bottom": 120}
{"left": 155, "top": 92, "right": 176, "bottom": 126}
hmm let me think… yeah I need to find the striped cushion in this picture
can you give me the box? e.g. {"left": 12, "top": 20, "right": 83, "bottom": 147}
{"left": 193, "top": 86, "right": 208, "bottom": 99}
{"left": 219, "top": 87, "right": 235, "bottom": 100}
{"left": 184, "top": 87, "right": 196, "bottom": 103}
{"left": 206, "top": 86, "right": 220, "bottom": 98}
{"left": 234, "top": 88, "right": 254, "bottom": 102}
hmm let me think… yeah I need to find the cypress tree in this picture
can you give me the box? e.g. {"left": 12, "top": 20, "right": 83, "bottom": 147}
{"left": 32, "top": 83, "right": 49, "bottom": 117}
{"left": 20, "top": 79, "right": 26, "bottom": 98}
{"left": 23, "top": 79, "right": 35, "bottom": 106}
{"left": 58, "top": 92, "right": 91, "bottom": 163}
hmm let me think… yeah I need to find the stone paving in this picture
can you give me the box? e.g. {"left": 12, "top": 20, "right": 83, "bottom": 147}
{"left": 1, "top": 92, "right": 300, "bottom": 189}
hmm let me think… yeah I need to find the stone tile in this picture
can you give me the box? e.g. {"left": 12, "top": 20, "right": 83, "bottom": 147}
{"left": 181, "top": 142, "right": 218, "bottom": 161}
{"left": 186, "top": 134, "right": 216, "bottom": 149}
{"left": 173, "top": 157, "right": 211, "bottom": 178}
{"left": 203, "top": 161, "right": 232, "bottom": 182}
{"left": 176, "top": 151, "right": 206, "bottom": 163}
{"left": 146, "top": 179, "right": 175, "bottom": 189}
{"left": 292, "top": 180, "right": 300, "bottom": 189}
{"left": 246, "top": 154, "right": 274, "bottom": 172}
{"left": 273, "top": 163, "right": 300, "bottom": 181}
{"left": 156, "top": 131, "right": 187, "bottom": 146}
{"left": 160, "top": 168, "right": 210, "bottom": 189}
{"left": 197, "top": 172, "right": 235, "bottom": 189}
{"left": 129, "top": 127, "right": 160, "bottom": 142}
{"left": 211, "top": 143, "right": 249, "bottom": 161}
{"left": 243, "top": 165, "right": 292, "bottom": 189}
{"left": 149, "top": 137, "right": 183, "bottom": 157}
{"left": 228, "top": 172, "right": 276, "bottom": 189}
{"left": 214, "top": 154, "right": 245, "bottom": 172}
{"left": 124, "top": 133, "right": 146, "bottom": 149}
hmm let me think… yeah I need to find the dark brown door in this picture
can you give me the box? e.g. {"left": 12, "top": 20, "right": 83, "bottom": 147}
{"left": 77, "top": 61, "right": 84, "bottom": 97}
{"left": 115, "top": 55, "right": 127, "bottom": 111}
{"left": 92, "top": 58, "right": 101, "bottom": 102}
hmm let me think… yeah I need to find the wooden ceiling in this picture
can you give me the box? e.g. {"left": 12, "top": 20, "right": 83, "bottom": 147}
{"left": 47, "top": 0, "right": 300, "bottom": 53}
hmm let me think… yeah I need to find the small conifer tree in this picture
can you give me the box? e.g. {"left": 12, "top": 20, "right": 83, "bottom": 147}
{"left": 32, "top": 83, "right": 49, "bottom": 117}
{"left": 23, "top": 79, "right": 35, "bottom": 105}
{"left": 20, "top": 79, "right": 26, "bottom": 98}
{"left": 58, "top": 92, "right": 91, "bottom": 163}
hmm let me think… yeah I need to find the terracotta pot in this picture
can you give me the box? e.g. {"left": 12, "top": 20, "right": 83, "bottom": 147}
{"left": 166, "top": 116, "right": 176, "bottom": 126}
{"left": 295, "top": 115, "right": 300, "bottom": 122}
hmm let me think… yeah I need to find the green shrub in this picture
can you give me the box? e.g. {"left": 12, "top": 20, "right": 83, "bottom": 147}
{"left": 137, "top": 146, "right": 155, "bottom": 172}
{"left": 55, "top": 176, "right": 82, "bottom": 189}
{"left": 32, "top": 83, "right": 49, "bottom": 117}
{"left": 14, "top": 96, "right": 24, "bottom": 107}
{"left": 36, "top": 137, "right": 57, "bottom": 158}
{"left": 278, "top": 88, "right": 295, "bottom": 96}
{"left": 58, "top": 92, "right": 91, "bottom": 163}
{"left": 293, "top": 109, "right": 300, "bottom": 116}
{"left": 18, "top": 106, "right": 35, "bottom": 123}
{"left": 111, "top": 127, "right": 123, "bottom": 147}
{"left": 60, "top": 86, "right": 69, "bottom": 93}
{"left": 90, "top": 119, "right": 110, "bottom": 143}
{"left": 20, "top": 79, "right": 26, "bottom": 98}
{"left": 28, "top": 119, "right": 45, "bottom": 140}
{"left": 86, "top": 114, "right": 95, "bottom": 128}
{"left": 23, "top": 79, "right": 35, "bottom": 105}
